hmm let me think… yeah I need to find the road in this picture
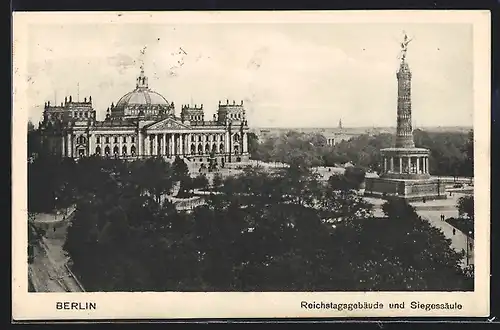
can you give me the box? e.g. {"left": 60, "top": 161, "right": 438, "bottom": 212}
{"left": 29, "top": 207, "right": 85, "bottom": 292}
{"left": 29, "top": 238, "right": 83, "bottom": 292}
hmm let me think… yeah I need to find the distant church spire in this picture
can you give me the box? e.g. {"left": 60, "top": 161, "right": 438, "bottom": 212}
{"left": 136, "top": 65, "right": 149, "bottom": 89}
{"left": 338, "top": 118, "right": 343, "bottom": 129}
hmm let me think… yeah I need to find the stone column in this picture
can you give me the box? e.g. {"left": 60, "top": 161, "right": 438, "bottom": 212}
{"left": 158, "top": 134, "right": 161, "bottom": 155}
{"left": 408, "top": 157, "right": 411, "bottom": 173}
{"left": 176, "top": 133, "right": 179, "bottom": 155}
{"left": 119, "top": 135, "right": 123, "bottom": 156}
{"left": 390, "top": 157, "right": 394, "bottom": 172}
{"left": 243, "top": 132, "right": 248, "bottom": 153}
{"left": 179, "top": 134, "right": 183, "bottom": 155}
{"left": 170, "top": 133, "right": 174, "bottom": 156}
{"left": 61, "top": 135, "right": 66, "bottom": 157}
{"left": 146, "top": 133, "right": 153, "bottom": 156}
{"left": 399, "top": 157, "right": 403, "bottom": 173}
{"left": 225, "top": 132, "right": 231, "bottom": 153}
{"left": 157, "top": 134, "right": 160, "bottom": 156}
{"left": 416, "top": 156, "right": 420, "bottom": 173}
{"left": 137, "top": 132, "right": 141, "bottom": 156}
{"left": 159, "top": 134, "right": 163, "bottom": 156}
{"left": 426, "top": 157, "right": 429, "bottom": 174}
{"left": 162, "top": 133, "right": 165, "bottom": 155}
{"left": 152, "top": 135, "right": 155, "bottom": 155}
{"left": 67, "top": 134, "right": 72, "bottom": 156}
{"left": 383, "top": 157, "right": 387, "bottom": 172}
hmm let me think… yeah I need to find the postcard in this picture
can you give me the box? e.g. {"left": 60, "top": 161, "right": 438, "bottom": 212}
{"left": 12, "top": 10, "right": 490, "bottom": 320}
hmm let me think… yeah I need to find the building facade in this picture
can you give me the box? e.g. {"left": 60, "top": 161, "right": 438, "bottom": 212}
{"left": 39, "top": 68, "right": 250, "bottom": 167}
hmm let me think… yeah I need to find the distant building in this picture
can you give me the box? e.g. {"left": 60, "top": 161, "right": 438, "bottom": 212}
{"left": 39, "top": 68, "right": 250, "bottom": 166}
{"left": 324, "top": 131, "right": 357, "bottom": 146}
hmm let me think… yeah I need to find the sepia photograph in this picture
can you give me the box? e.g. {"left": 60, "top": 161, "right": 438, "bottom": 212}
{"left": 12, "top": 11, "right": 490, "bottom": 320}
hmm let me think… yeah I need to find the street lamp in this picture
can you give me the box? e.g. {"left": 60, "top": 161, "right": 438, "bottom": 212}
{"left": 54, "top": 196, "right": 58, "bottom": 220}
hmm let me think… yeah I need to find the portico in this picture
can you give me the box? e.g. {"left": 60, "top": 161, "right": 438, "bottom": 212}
{"left": 380, "top": 147, "right": 431, "bottom": 179}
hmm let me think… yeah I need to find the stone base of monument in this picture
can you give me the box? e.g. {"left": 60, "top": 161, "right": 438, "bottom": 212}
{"left": 365, "top": 177, "right": 447, "bottom": 202}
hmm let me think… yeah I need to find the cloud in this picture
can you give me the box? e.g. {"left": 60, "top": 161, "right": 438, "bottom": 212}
{"left": 107, "top": 53, "right": 136, "bottom": 72}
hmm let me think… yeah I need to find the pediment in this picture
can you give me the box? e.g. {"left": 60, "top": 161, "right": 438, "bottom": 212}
{"left": 145, "top": 118, "right": 190, "bottom": 131}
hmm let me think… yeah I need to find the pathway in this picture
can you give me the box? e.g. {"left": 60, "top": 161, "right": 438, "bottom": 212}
{"left": 29, "top": 207, "right": 84, "bottom": 292}
{"left": 365, "top": 193, "right": 474, "bottom": 267}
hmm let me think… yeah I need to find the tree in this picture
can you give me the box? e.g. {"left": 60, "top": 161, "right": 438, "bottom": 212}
{"left": 344, "top": 166, "right": 366, "bottom": 189}
{"left": 253, "top": 129, "right": 472, "bottom": 177}
{"left": 247, "top": 132, "right": 259, "bottom": 159}
{"left": 457, "top": 195, "right": 474, "bottom": 220}
{"left": 372, "top": 197, "right": 471, "bottom": 290}
{"left": 193, "top": 174, "right": 209, "bottom": 190}
{"left": 172, "top": 157, "right": 189, "bottom": 181}
{"left": 61, "top": 156, "right": 472, "bottom": 292}
{"left": 462, "top": 130, "right": 474, "bottom": 179}
{"left": 28, "top": 215, "right": 45, "bottom": 264}
{"left": 132, "top": 157, "right": 174, "bottom": 202}
{"left": 212, "top": 172, "right": 223, "bottom": 188}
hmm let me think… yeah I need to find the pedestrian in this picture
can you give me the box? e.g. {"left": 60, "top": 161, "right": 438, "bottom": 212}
{"left": 453, "top": 228, "right": 456, "bottom": 235}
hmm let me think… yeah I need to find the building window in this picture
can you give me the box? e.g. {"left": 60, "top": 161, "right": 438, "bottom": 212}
{"left": 105, "top": 137, "right": 110, "bottom": 144}
{"left": 77, "top": 135, "right": 86, "bottom": 144}
{"left": 95, "top": 146, "right": 101, "bottom": 155}
{"left": 131, "top": 145, "right": 136, "bottom": 156}
{"left": 198, "top": 136, "right": 202, "bottom": 142}
{"left": 114, "top": 137, "right": 118, "bottom": 143}
{"left": 96, "top": 136, "right": 101, "bottom": 144}
{"left": 131, "top": 137, "right": 135, "bottom": 143}
{"left": 123, "top": 136, "right": 127, "bottom": 143}
{"left": 85, "top": 112, "right": 88, "bottom": 118}
{"left": 104, "top": 146, "right": 110, "bottom": 155}
{"left": 122, "top": 145, "right": 127, "bottom": 155}
{"left": 113, "top": 145, "right": 119, "bottom": 155}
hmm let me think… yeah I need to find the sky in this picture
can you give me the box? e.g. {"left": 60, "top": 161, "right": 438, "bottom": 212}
{"left": 23, "top": 19, "right": 473, "bottom": 128}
